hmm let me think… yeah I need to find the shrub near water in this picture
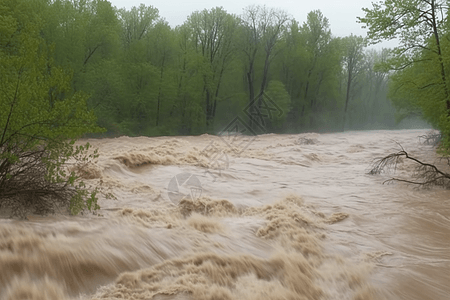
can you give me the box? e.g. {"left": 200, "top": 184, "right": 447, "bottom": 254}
{"left": 0, "top": 0, "right": 104, "bottom": 217}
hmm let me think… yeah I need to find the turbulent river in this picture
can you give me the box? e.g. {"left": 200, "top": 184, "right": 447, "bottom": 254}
{"left": 1, "top": 129, "right": 449, "bottom": 300}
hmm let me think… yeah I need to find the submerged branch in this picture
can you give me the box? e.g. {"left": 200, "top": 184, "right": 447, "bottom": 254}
{"left": 368, "top": 142, "right": 450, "bottom": 189}
{"left": 418, "top": 131, "right": 442, "bottom": 146}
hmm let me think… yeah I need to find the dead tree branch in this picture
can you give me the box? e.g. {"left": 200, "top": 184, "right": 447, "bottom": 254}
{"left": 368, "top": 143, "right": 450, "bottom": 188}
{"left": 418, "top": 130, "right": 442, "bottom": 146}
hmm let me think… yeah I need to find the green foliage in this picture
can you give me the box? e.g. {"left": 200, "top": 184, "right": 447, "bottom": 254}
{"left": 277, "top": 11, "right": 345, "bottom": 130}
{"left": 1, "top": 0, "right": 403, "bottom": 147}
{"left": 44, "top": 1, "right": 399, "bottom": 136}
{"left": 359, "top": 0, "right": 450, "bottom": 152}
{"left": 266, "top": 80, "right": 291, "bottom": 130}
{"left": 341, "top": 34, "right": 366, "bottom": 129}
{"left": 0, "top": 0, "right": 104, "bottom": 217}
{"left": 388, "top": 37, "right": 448, "bottom": 131}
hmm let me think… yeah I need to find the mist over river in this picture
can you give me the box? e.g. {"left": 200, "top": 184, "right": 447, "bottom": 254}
{"left": 1, "top": 129, "right": 449, "bottom": 300}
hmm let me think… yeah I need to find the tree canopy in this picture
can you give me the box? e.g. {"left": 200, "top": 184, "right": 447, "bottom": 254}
{"left": 359, "top": 0, "right": 450, "bottom": 151}
{"left": 0, "top": 0, "right": 402, "bottom": 137}
{"left": 0, "top": 0, "right": 104, "bottom": 217}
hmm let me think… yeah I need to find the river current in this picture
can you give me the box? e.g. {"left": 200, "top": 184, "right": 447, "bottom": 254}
{"left": 0, "top": 129, "right": 449, "bottom": 300}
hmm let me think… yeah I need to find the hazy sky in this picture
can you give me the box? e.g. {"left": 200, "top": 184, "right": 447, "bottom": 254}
{"left": 108, "top": 0, "right": 397, "bottom": 49}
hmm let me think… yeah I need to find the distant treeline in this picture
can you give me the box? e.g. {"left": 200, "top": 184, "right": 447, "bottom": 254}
{"left": 10, "top": 0, "right": 409, "bottom": 136}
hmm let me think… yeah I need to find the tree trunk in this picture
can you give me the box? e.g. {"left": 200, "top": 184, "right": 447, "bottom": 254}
{"left": 156, "top": 54, "right": 166, "bottom": 127}
{"left": 430, "top": 0, "right": 450, "bottom": 112}
{"left": 247, "top": 61, "right": 255, "bottom": 128}
{"left": 343, "top": 66, "right": 353, "bottom": 131}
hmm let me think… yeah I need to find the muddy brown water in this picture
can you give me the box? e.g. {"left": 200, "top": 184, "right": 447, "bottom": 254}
{"left": 0, "top": 129, "right": 449, "bottom": 300}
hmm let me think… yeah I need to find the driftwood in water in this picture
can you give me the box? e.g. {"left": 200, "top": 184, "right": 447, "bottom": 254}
{"left": 368, "top": 143, "right": 450, "bottom": 188}
{"left": 418, "top": 131, "right": 442, "bottom": 146}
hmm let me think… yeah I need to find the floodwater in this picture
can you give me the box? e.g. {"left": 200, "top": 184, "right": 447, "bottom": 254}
{"left": 1, "top": 129, "right": 449, "bottom": 300}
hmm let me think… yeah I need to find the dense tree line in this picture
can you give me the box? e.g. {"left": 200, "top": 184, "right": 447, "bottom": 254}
{"left": 8, "top": 0, "right": 401, "bottom": 136}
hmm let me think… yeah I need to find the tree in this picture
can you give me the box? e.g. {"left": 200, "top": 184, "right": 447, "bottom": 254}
{"left": 186, "top": 7, "right": 239, "bottom": 128}
{"left": 171, "top": 24, "right": 207, "bottom": 134}
{"left": 355, "top": 48, "right": 394, "bottom": 129}
{"left": 339, "top": 47, "right": 396, "bottom": 130}
{"left": 43, "top": 0, "right": 121, "bottom": 85}
{"left": 265, "top": 80, "right": 291, "bottom": 130}
{"left": 0, "top": 0, "right": 103, "bottom": 217}
{"left": 147, "top": 20, "right": 177, "bottom": 128}
{"left": 82, "top": 0, "right": 121, "bottom": 67}
{"left": 342, "top": 34, "right": 365, "bottom": 130}
{"left": 359, "top": 0, "right": 450, "bottom": 150}
{"left": 364, "top": 49, "right": 391, "bottom": 125}
{"left": 282, "top": 10, "right": 342, "bottom": 130}
{"left": 119, "top": 3, "right": 159, "bottom": 48}
{"left": 117, "top": 4, "right": 161, "bottom": 134}
{"left": 359, "top": 0, "right": 447, "bottom": 74}
{"left": 240, "top": 5, "right": 289, "bottom": 130}
{"left": 301, "top": 10, "right": 332, "bottom": 110}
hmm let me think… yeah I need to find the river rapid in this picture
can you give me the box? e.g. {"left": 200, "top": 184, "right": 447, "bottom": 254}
{"left": 0, "top": 129, "right": 449, "bottom": 300}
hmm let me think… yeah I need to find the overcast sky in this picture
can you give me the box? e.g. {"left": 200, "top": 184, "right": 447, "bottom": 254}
{"left": 108, "top": 0, "right": 397, "bottom": 49}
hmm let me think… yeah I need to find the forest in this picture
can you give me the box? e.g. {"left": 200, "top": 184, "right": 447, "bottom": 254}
{"left": 2, "top": 0, "right": 405, "bottom": 138}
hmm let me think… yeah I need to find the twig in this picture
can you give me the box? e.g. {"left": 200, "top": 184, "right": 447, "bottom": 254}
{"left": 368, "top": 143, "right": 450, "bottom": 189}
